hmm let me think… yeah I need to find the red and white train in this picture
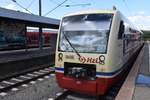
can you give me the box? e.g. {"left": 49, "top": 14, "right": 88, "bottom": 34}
{"left": 0, "top": 29, "right": 57, "bottom": 50}
{"left": 55, "top": 9, "right": 144, "bottom": 95}
{"left": 27, "top": 29, "right": 57, "bottom": 47}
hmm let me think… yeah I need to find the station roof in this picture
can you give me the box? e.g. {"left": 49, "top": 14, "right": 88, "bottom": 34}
{"left": 0, "top": 7, "right": 60, "bottom": 29}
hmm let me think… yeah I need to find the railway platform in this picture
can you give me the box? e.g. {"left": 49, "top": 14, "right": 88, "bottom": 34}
{"left": 116, "top": 41, "right": 150, "bottom": 100}
{"left": 0, "top": 47, "right": 54, "bottom": 63}
{"left": 0, "top": 47, "right": 55, "bottom": 80}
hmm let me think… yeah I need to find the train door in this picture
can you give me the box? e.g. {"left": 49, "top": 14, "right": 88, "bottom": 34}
{"left": 118, "top": 20, "right": 125, "bottom": 56}
{"left": 119, "top": 20, "right": 129, "bottom": 56}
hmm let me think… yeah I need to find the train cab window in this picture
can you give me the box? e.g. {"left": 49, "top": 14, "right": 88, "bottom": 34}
{"left": 59, "top": 14, "right": 113, "bottom": 53}
{"left": 118, "top": 21, "right": 125, "bottom": 39}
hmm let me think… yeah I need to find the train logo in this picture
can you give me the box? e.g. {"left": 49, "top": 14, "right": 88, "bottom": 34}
{"left": 79, "top": 55, "right": 105, "bottom": 64}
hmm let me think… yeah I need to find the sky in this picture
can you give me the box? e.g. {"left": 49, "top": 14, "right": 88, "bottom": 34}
{"left": 0, "top": 0, "right": 150, "bottom": 30}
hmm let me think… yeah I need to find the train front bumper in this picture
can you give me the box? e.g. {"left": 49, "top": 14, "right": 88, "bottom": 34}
{"left": 56, "top": 72, "right": 108, "bottom": 95}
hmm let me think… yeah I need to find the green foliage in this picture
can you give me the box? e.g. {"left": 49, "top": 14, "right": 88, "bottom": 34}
{"left": 142, "top": 30, "right": 150, "bottom": 39}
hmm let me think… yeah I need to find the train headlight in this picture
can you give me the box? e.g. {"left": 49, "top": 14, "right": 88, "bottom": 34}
{"left": 71, "top": 67, "right": 86, "bottom": 78}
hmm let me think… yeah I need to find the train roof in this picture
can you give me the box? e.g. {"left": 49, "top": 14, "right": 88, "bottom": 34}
{"left": 62, "top": 9, "right": 143, "bottom": 34}
{"left": 63, "top": 9, "right": 118, "bottom": 17}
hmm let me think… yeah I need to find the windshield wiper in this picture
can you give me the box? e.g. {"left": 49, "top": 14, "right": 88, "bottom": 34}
{"left": 62, "top": 31, "right": 81, "bottom": 58}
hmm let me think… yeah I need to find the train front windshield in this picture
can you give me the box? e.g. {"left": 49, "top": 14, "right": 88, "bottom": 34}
{"left": 59, "top": 14, "right": 113, "bottom": 53}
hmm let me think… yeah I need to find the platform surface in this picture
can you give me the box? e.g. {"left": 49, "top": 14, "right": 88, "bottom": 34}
{"left": 0, "top": 47, "right": 54, "bottom": 63}
{"left": 133, "top": 42, "right": 150, "bottom": 100}
{"left": 0, "top": 47, "right": 55, "bottom": 80}
{"left": 116, "top": 42, "right": 150, "bottom": 100}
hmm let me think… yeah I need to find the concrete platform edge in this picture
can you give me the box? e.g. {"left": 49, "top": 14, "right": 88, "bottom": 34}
{"left": 115, "top": 46, "right": 145, "bottom": 100}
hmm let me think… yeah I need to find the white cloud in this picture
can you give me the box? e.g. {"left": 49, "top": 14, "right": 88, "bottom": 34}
{"left": 21, "top": 9, "right": 30, "bottom": 14}
{"left": 127, "top": 11, "right": 150, "bottom": 30}
{"left": 137, "top": 11, "right": 145, "bottom": 15}
{"left": 3, "top": 3, "right": 18, "bottom": 10}
{"left": 132, "top": 11, "right": 145, "bottom": 15}
{"left": 2, "top": 3, "right": 30, "bottom": 14}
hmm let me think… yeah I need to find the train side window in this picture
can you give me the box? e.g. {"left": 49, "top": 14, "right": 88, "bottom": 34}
{"left": 118, "top": 21, "right": 125, "bottom": 39}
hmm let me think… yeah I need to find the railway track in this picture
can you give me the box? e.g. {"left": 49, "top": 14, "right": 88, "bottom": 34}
{"left": 0, "top": 66, "right": 55, "bottom": 94}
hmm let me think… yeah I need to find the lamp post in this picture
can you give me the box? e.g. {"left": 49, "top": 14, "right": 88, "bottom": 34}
{"left": 39, "top": 0, "right": 43, "bottom": 50}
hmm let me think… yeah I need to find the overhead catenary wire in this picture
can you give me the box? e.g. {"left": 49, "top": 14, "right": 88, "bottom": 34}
{"left": 63, "top": 3, "right": 91, "bottom": 7}
{"left": 11, "top": 0, "right": 34, "bottom": 15}
{"left": 69, "top": 0, "right": 75, "bottom": 4}
{"left": 122, "top": 0, "right": 132, "bottom": 16}
{"left": 49, "top": 0, "right": 60, "bottom": 5}
{"left": 26, "top": 0, "right": 35, "bottom": 9}
{"left": 3, "top": 0, "right": 10, "bottom": 5}
{"left": 121, "top": 1, "right": 133, "bottom": 21}
{"left": 121, "top": 0, "right": 141, "bottom": 30}
{"left": 44, "top": 0, "right": 68, "bottom": 16}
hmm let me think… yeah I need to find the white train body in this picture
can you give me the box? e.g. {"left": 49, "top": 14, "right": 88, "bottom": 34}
{"left": 55, "top": 9, "right": 144, "bottom": 95}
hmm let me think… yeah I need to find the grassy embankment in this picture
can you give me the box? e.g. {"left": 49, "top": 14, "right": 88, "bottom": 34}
{"left": 142, "top": 30, "right": 150, "bottom": 40}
